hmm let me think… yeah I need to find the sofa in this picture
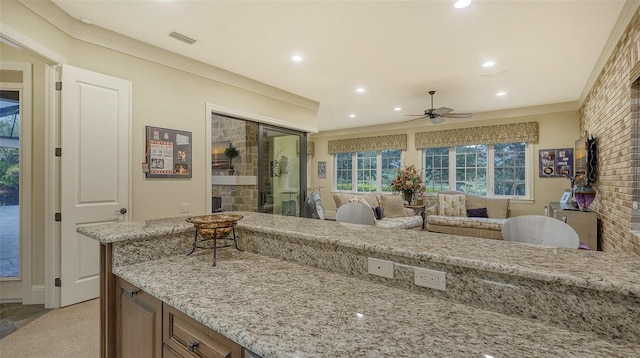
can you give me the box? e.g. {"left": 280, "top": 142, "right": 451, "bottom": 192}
{"left": 425, "top": 191, "right": 511, "bottom": 239}
{"left": 332, "top": 193, "right": 423, "bottom": 230}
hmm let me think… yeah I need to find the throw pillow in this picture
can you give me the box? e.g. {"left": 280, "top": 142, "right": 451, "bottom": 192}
{"left": 437, "top": 194, "right": 466, "bottom": 217}
{"left": 467, "top": 207, "right": 489, "bottom": 218}
{"left": 378, "top": 195, "right": 407, "bottom": 218}
{"left": 374, "top": 206, "right": 384, "bottom": 220}
{"left": 333, "top": 193, "right": 355, "bottom": 209}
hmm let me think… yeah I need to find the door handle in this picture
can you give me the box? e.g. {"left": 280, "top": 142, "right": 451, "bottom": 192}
{"left": 187, "top": 340, "right": 199, "bottom": 352}
{"left": 115, "top": 208, "right": 127, "bottom": 215}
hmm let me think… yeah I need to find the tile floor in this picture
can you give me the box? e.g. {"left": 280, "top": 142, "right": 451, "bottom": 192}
{"left": 0, "top": 205, "right": 19, "bottom": 277}
{"left": 0, "top": 302, "right": 50, "bottom": 339}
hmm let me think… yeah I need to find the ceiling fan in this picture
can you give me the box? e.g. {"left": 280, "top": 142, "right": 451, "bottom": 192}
{"left": 405, "top": 90, "right": 473, "bottom": 124}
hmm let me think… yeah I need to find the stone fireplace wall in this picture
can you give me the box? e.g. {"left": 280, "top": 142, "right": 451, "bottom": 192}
{"left": 211, "top": 115, "right": 258, "bottom": 212}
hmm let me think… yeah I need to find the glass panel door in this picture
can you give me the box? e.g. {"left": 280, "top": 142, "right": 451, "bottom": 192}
{"left": 0, "top": 89, "right": 20, "bottom": 279}
{"left": 258, "top": 125, "right": 307, "bottom": 216}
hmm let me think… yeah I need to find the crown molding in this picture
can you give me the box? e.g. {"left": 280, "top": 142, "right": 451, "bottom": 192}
{"left": 578, "top": 0, "right": 640, "bottom": 106}
{"left": 311, "top": 102, "right": 578, "bottom": 139}
{"left": 18, "top": 0, "right": 320, "bottom": 112}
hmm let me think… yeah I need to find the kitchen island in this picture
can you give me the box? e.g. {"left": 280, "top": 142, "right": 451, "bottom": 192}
{"left": 80, "top": 212, "right": 640, "bottom": 357}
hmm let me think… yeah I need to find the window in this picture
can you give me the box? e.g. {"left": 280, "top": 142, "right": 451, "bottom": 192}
{"left": 424, "top": 147, "right": 449, "bottom": 193}
{"left": 493, "top": 142, "right": 526, "bottom": 196}
{"left": 336, "top": 152, "right": 353, "bottom": 191}
{"left": 335, "top": 149, "right": 402, "bottom": 192}
{"left": 456, "top": 145, "right": 487, "bottom": 195}
{"left": 424, "top": 142, "right": 530, "bottom": 197}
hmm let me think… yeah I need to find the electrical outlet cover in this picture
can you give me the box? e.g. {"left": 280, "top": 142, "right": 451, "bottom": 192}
{"left": 367, "top": 258, "right": 394, "bottom": 279}
{"left": 415, "top": 267, "right": 446, "bottom": 291}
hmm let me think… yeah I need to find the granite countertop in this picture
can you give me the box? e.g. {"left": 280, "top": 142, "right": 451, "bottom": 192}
{"left": 114, "top": 250, "right": 640, "bottom": 358}
{"left": 79, "top": 212, "right": 640, "bottom": 297}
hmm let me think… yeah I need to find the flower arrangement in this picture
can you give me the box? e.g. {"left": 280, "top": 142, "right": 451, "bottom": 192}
{"left": 390, "top": 164, "right": 425, "bottom": 203}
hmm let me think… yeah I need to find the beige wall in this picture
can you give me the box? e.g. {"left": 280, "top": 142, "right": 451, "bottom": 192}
{"left": 310, "top": 110, "right": 580, "bottom": 218}
{"left": 579, "top": 5, "right": 640, "bottom": 255}
{"left": 1, "top": 0, "right": 318, "bottom": 291}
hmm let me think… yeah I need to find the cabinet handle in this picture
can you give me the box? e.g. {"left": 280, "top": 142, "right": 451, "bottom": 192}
{"left": 187, "top": 340, "right": 199, "bottom": 352}
{"left": 125, "top": 289, "right": 139, "bottom": 298}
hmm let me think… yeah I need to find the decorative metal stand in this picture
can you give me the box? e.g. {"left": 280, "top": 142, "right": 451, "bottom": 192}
{"left": 185, "top": 214, "right": 243, "bottom": 266}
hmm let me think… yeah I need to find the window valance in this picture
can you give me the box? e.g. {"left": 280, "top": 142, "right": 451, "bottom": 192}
{"left": 415, "top": 122, "right": 538, "bottom": 149}
{"left": 328, "top": 134, "right": 407, "bottom": 154}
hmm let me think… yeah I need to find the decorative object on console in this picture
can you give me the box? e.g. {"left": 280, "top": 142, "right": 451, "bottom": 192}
{"left": 185, "top": 214, "right": 243, "bottom": 266}
{"left": 390, "top": 164, "right": 425, "bottom": 204}
{"left": 224, "top": 143, "right": 239, "bottom": 175}
{"left": 573, "top": 186, "right": 596, "bottom": 211}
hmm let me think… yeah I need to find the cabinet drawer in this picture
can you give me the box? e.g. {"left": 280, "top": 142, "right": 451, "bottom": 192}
{"left": 163, "top": 304, "right": 242, "bottom": 358}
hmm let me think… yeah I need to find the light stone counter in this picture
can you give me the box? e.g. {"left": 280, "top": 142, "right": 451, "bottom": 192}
{"left": 79, "top": 212, "right": 640, "bottom": 355}
{"left": 114, "top": 250, "right": 640, "bottom": 358}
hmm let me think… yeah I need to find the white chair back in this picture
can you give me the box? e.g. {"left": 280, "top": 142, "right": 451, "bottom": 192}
{"left": 335, "top": 202, "right": 376, "bottom": 225}
{"left": 501, "top": 215, "right": 579, "bottom": 249}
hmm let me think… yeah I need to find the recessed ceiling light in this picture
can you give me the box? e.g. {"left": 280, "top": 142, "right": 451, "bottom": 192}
{"left": 291, "top": 55, "right": 303, "bottom": 62}
{"left": 496, "top": 91, "right": 507, "bottom": 96}
{"left": 356, "top": 88, "right": 366, "bottom": 93}
{"left": 394, "top": 107, "right": 402, "bottom": 111}
{"left": 349, "top": 114, "right": 356, "bottom": 118}
{"left": 454, "top": 0, "right": 471, "bottom": 9}
{"left": 482, "top": 61, "right": 495, "bottom": 67}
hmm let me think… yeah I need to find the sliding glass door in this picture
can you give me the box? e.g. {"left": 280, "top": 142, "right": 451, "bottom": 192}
{"left": 258, "top": 125, "right": 307, "bottom": 216}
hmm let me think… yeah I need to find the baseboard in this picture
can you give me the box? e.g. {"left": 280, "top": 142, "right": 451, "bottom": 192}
{"left": 22, "top": 284, "right": 45, "bottom": 305}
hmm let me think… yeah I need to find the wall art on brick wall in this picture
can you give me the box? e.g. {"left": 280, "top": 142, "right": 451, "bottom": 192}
{"left": 145, "top": 126, "right": 192, "bottom": 178}
{"left": 539, "top": 148, "right": 573, "bottom": 177}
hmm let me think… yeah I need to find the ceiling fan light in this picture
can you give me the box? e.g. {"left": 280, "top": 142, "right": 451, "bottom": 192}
{"left": 431, "top": 116, "right": 445, "bottom": 125}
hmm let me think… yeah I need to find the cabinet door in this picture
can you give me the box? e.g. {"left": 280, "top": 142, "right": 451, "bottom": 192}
{"left": 163, "top": 304, "right": 242, "bottom": 358}
{"left": 116, "top": 277, "right": 163, "bottom": 358}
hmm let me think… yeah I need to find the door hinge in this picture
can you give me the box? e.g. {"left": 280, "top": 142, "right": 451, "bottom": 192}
{"left": 55, "top": 213, "right": 62, "bottom": 222}
{"left": 55, "top": 147, "right": 62, "bottom": 157}
{"left": 55, "top": 81, "right": 62, "bottom": 91}
{"left": 55, "top": 278, "right": 61, "bottom": 287}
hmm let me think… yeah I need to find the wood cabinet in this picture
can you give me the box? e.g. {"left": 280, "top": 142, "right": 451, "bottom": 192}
{"left": 115, "top": 277, "right": 163, "bottom": 358}
{"left": 115, "top": 277, "right": 243, "bottom": 358}
{"left": 164, "top": 304, "right": 243, "bottom": 358}
{"left": 548, "top": 202, "right": 598, "bottom": 250}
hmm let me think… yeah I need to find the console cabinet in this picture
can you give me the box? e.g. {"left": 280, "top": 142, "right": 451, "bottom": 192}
{"left": 548, "top": 202, "right": 598, "bottom": 250}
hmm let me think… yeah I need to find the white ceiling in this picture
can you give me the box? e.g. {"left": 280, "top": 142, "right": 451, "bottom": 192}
{"left": 52, "top": 0, "right": 628, "bottom": 132}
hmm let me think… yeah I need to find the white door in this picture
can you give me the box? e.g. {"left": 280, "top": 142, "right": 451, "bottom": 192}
{"left": 60, "top": 64, "right": 131, "bottom": 306}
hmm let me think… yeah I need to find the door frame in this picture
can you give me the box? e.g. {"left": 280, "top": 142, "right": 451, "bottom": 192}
{"left": 1, "top": 22, "right": 67, "bottom": 308}
{"left": 0, "top": 62, "right": 32, "bottom": 303}
{"left": 257, "top": 124, "right": 308, "bottom": 216}
{"left": 204, "top": 103, "right": 315, "bottom": 214}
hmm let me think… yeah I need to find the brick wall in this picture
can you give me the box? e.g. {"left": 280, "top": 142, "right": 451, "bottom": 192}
{"left": 579, "top": 9, "right": 640, "bottom": 255}
{"left": 211, "top": 116, "right": 258, "bottom": 212}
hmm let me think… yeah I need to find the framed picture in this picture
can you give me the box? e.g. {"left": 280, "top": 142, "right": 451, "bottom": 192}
{"left": 560, "top": 191, "right": 571, "bottom": 204}
{"left": 539, "top": 148, "right": 573, "bottom": 177}
{"left": 211, "top": 141, "right": 231, "bottom": 169}
{"left": 145, "top": 126, "right": 192, "bottom": 178}
{"left": 318, "top": 161, "right": 326, "bottom": 179}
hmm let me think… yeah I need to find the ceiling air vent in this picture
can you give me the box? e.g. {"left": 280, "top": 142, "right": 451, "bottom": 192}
{"left": 168, "top": 31, "right": 197, "bottom": 45}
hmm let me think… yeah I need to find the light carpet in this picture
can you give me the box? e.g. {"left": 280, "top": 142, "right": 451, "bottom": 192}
{"left": 0, "top": 299, "right": 99, "bottom": 358}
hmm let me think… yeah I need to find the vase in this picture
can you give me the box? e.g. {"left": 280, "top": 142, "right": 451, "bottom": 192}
{"left": 403, "top": 190, "right": 413, "bottom": 204}
{"left": 573, "top": 187, "right": 596, "bottom": 211}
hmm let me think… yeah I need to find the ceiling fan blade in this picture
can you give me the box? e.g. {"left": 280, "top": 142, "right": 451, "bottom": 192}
{"left": 432, "top": 107, "right": 453, "bottom": 115}
{"left": 403, "top": 114, "right": 427, "bottom": 117}
{"left": 443, "top": 112, "right": 473, "bottom": 118}
{"left": 403, "top": 116, "right": 428, "bottom": 123}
